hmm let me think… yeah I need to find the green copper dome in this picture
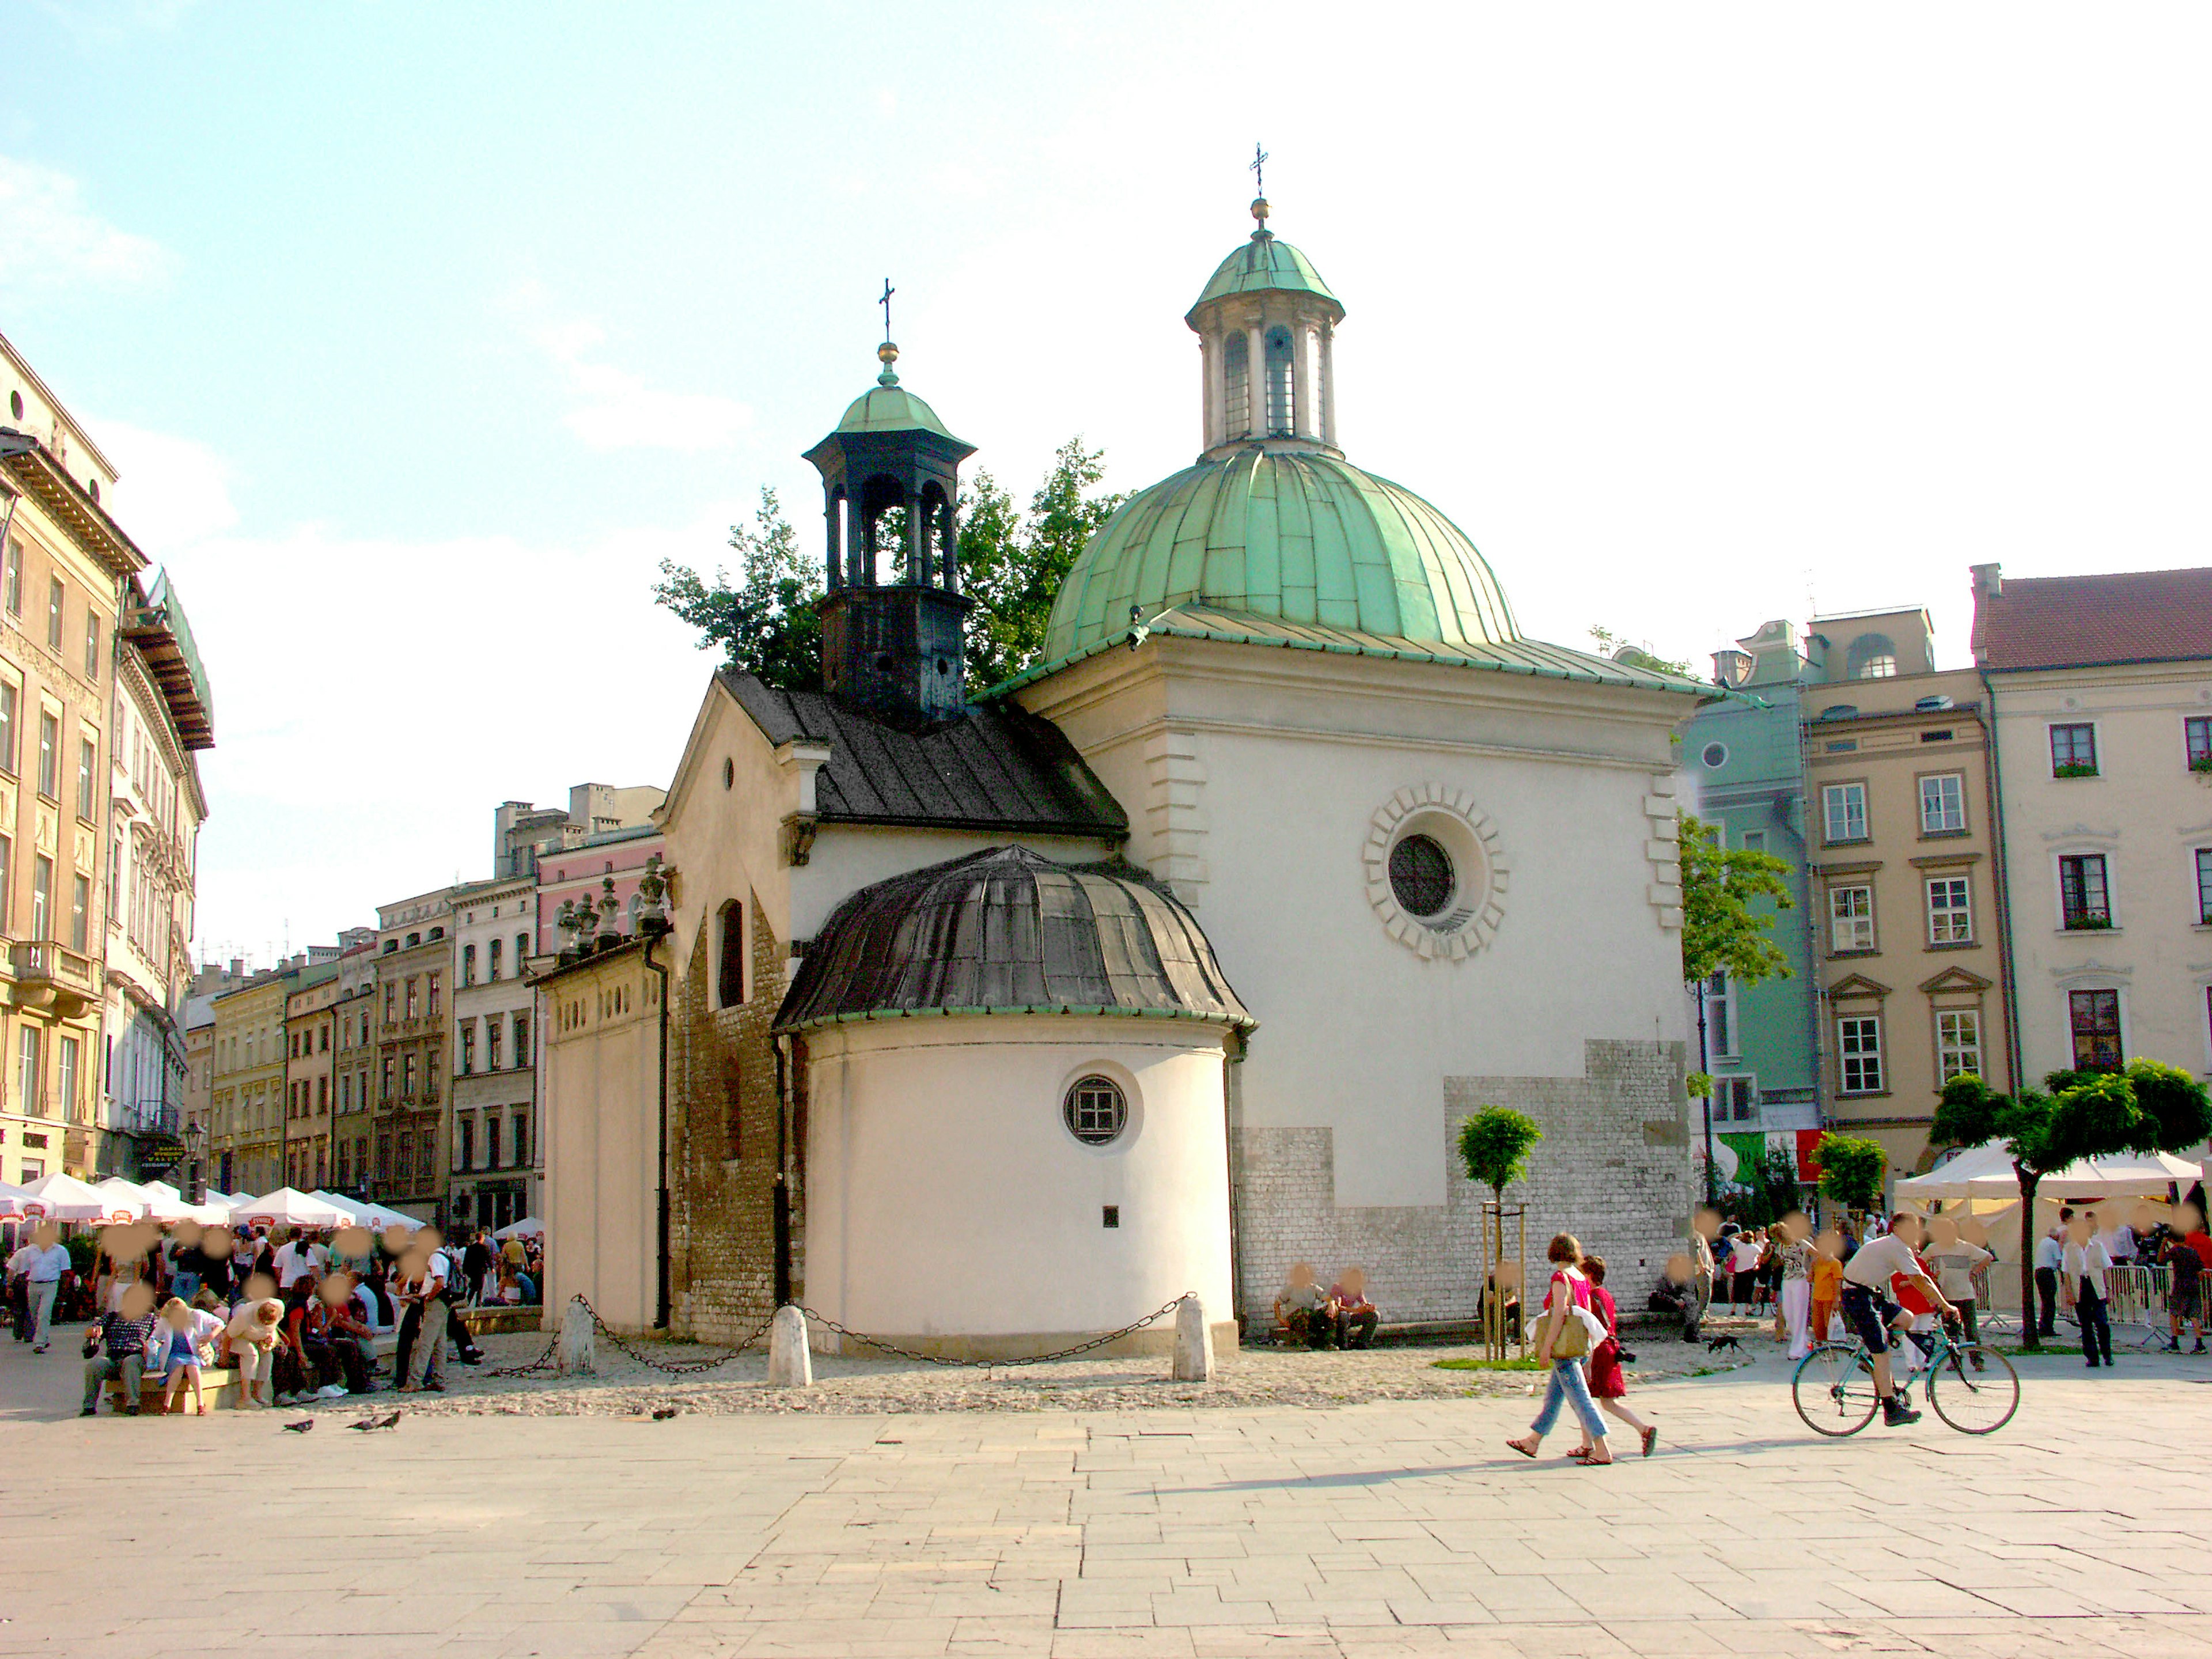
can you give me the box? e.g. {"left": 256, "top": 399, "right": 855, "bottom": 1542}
{"left": 832, "top": 382, "right": 966, "bottom": 445}
{"left": 1041, "top": 449, "right": 1518, "bottom": 664}
{"left": 1187, "top": 230, "right": 1342, "bottom": 324}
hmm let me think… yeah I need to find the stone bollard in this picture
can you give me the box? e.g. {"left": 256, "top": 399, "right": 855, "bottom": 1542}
{"left": 767, "top": 1305, "right": 813, "bottom": 1387}
{"left": 556, "top": 1297, "right": 596, "bottom": 1376}
{"left": 1171, "top": 1294, "right": 1214, "bottom": 1382}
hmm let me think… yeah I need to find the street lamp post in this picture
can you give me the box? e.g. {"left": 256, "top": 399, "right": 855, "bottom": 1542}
{"left": 184, "top": 1117, "right": 206, "bottom": 1206}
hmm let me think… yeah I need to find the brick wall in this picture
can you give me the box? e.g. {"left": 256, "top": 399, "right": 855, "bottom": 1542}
{"left": 1234, "top": 1039, "right": 1691, "bottom": 1325}
{"left": 667, "top": 896, "right": 789, "bottom": 1342}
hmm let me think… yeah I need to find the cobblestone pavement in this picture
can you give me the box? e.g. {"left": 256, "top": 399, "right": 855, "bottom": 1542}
{"left": 7, "top": 1331, "right": 2210, "bottom": 1658}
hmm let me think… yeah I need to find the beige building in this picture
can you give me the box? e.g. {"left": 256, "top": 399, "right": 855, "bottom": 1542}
{"left": 282, "top": 961, "right": 340, "bottom": 1190}
{"left": 181, "top": 999, "right": 213, "bottom": 1196}
{"left": 0, "top": 334, "right": 142, "bottom": 1184}
{"left": 1974, "top": 565, "right": 2212, "bottom": 1089}
{"left": 1802, "top": 608, "right": 2015, "bottom": 1183}
{"left": 449, "top": 873, "right": 537, "bottom": 1232}
{"left": 328, "top": 930, "right": 377, "bottom": 1196}
{"left": 373, "top": 887, "right": 453, "bottom": 1221}
{"left": 209, "top": 969, "right": 291, "bottom": 1195}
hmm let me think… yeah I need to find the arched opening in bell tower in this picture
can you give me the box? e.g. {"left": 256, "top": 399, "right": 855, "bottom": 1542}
{"left": 1224, "top": 331, "right": 1250, "bottom": 438}
{"left": 1264, "top": 326, "right": 1295, "bottom": 437}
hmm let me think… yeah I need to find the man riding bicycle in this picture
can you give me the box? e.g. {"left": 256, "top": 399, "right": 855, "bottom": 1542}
{"left": 1839, "top": 1211, "right": 1959, "bottom": 1427}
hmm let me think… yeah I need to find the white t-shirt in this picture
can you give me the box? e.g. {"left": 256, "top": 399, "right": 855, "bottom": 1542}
{"left": 1924, "top": 1240, "right": 1994, "bottom": 1301}
{"left": 1842, "top": 1233, "right": 1925, "bottom": 1294}
{"left": 273, "top": 1242, "right": 327, "bottom": 1289}
{"left": 25, "top": 1244, "right": 69, "bottom": 1282}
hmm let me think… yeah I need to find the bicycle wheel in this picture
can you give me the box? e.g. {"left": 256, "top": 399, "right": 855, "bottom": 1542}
{"left": 1927, "top": 1344, "right": 2020, "bottom": 1434}
{"left": 1793, "top": 1343, "right": 1881, "bottom": 1437}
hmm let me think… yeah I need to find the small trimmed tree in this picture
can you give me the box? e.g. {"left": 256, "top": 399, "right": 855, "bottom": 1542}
{"left": 1814, "top": 1132, "right": 1887, "bottom": 1223}
{"left": 1458, "top": 1107, "right": 1542, "bottom": 1203}
{"left": 1930, "top": 1062, "right": 2212, "bottom": 1352}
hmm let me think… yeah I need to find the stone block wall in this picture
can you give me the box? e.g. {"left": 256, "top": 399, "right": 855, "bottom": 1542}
{"left": 1234, "top": 1038, "right": 1691, "bottom": 1326}
{"left": 668, "top": 897, "right": 791, "bottom": 1343}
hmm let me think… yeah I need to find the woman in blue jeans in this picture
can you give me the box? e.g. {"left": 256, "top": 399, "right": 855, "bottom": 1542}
{"left": 1505, "top": 1233, "right": 1613, "bottom": 1465}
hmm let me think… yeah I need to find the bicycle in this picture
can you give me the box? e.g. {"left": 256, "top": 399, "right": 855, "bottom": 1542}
{"left": 1791, "top": 1317, "right": 2020, "bottom": 1437}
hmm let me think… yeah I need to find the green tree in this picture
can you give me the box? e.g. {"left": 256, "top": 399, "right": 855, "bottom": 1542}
{"left": 960, "top": 438, "right": 1125, "bottom": 692}
{"left": 1814, "top": 1132, "right": 1888, "bottom": 1219}
{"left": 1588, "top": 625, "right": 1693, "bottom": 679}
{"left": 1456, "top": 1107, "right": 1543, "bottom": 1203}
{"left": 1930, "top": 1062, "right": 2212, "bottom": 1351}
{"left": 1679, "top": 813, "right": 1794, "bottom": 988}
{"left": 652, "top": 488, "right": 823, "bottom": 691}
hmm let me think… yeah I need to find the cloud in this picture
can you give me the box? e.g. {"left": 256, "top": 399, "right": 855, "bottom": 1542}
{"left": 0, "top": 156, "right": 168, "bottom": 297}
{"left": 84, "top": 419, "right": 238, "bottom": 552}
{"left": 514, "top": 285, "right": 751, "bottom": 453}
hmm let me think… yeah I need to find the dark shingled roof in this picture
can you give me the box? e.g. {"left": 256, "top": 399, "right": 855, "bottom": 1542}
{"left": 1975, "top": 566, "right": 2212, "bottom": 671}
{"left": 720, "top": 671, "right": 1128, "bottom": 839}
{"left": 774, "top": 846, "right": 1251, "bottom": 1034}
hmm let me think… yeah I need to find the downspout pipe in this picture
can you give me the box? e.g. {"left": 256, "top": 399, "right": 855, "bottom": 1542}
{"left": 772, "top": 1032, "right": 791, "bottom": 1308}
{"left": 642, "top": 929, "right": 672, "bottom": 1331}
{"left": 1977, "top": 669, "right": 2026, "bottom": 1097}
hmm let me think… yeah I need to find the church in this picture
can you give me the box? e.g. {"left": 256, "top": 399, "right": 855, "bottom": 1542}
{"left": 537, "top": 194, "right": 1709, "bottom": 1354}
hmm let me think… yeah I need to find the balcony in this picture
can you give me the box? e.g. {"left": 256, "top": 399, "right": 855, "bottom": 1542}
{"left": 10, "top": 941, "right": 98, "bottom": 1017}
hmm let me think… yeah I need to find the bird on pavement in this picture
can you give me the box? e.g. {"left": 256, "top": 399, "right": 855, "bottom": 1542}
{"left": 652, "top": 1406, "right": 679, "bottom": 1420}
{"left": 349, "top": 1410, "right": 402, "bottom": 1431}
{"left": 282, "top": 1419, "right": 315, "bottom": 1433}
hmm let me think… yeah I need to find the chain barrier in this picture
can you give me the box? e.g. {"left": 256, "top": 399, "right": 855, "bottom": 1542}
{"left": 486, "top": 1291, "right": 1191, "bottom": 1378}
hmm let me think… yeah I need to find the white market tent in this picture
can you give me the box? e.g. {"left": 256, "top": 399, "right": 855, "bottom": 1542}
{"left": 306, "top": 1190, "right": 363, "bottom": 1223}
{"left": 20, "top": 1172, "right": 123, "bottom": 1221}
{"left": 344, "top": 1200, "right": 421, "bottom": 1232}
{"left": 225, "top": 1187, "right": 356, "bottom": 1229}
{"left": 1898, "top": 1143, "right": 2200, "bottom": 1202}
{"left": 0, "top": 1180, "right": 33, "bottom": 1218}
{"left": 93, "top": 1176, "right": 153, "bottom": 1217}
{"left": 494, "top": 1215, "right": 544, "bottom": 1240}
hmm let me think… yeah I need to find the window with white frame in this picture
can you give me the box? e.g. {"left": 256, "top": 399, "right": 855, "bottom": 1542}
{"left": 2196, "top": 848, "right": 2212, "bottom": 926}
{"left": 1704, "top": 971, "right": 1738, "bottom": 1059}
{"left": 1823, "top": 782, "right": 1868, "bottom": 843}
{"left": 1838, "top": 1016, "right": 1883, "bottom": 1094}
{"left": 1936, "top": 1010, "right": 1982, "bottom": 1082}
{"left": 1714, "top": 1075, "right": 1758, "bottom": 1123}
{"left": 1918, "top": 773, "right": 1965, "bottom": 834}
{"left": 1926, "top": 876, "right": 1972, "bottom": 945}
{"left": 1830, "top": 884, "right": 1874, "bottom": 952}
{"left": 2187, "top": 716, "right": 2211, "bottom": 772}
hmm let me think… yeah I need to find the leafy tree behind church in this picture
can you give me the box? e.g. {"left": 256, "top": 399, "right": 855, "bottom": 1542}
{"left": 653, "top": 440, "right": 1126, "bottom": 697}
{"left": 1677, "top": 812, "right": 1793, "bottom": 988}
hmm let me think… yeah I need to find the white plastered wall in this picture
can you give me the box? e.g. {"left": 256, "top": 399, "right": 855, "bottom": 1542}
{"left": 541, "top": 955, "right": 659, "bottom": 1332}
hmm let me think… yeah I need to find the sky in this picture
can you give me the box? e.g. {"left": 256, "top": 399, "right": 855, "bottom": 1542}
{"left": 3, "top": 4, "right": 2209, "bottom": 967}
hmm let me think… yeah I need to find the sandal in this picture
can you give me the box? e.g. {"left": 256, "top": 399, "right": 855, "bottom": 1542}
{"left": 1641, "top": 1426, "right": 1658, "bottom": 1459}
{"left": 1505, "top": 1438, "right": 1537, "bottom": 1459}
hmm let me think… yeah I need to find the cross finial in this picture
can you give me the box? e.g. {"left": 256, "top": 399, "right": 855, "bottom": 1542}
{"left": 1249, "top": 143, "right": 1267, "bottom": 198}
{"left": 879, "top": 278, "right": 895, "bottom": 343}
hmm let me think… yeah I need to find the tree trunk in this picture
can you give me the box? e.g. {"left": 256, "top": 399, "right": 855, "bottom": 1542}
{"left": 2014, "top": 1161, "right": 2040, "bottom": 1353}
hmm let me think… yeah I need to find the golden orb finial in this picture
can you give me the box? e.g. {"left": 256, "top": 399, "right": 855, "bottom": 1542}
{"left": 876, "top": 339, "right": 900, "bottom": 386}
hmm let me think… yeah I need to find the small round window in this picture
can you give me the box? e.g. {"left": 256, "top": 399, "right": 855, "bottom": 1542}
{"left": 1388, "top": 834, "right": 1455, "bottom": 919}
{"left": 1701, "top": 741, "right": 1728, "bottom": 769}
{"left": 1063, "top": 1075, "right": 1127, "bottom": 1146}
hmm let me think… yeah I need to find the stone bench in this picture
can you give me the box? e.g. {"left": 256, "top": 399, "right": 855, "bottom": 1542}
{"left": 105, "top": 1367, "right": 243, "bottom": 1411}
{"left": 460, "top": 1305, "right": 542, "bottom": 1336}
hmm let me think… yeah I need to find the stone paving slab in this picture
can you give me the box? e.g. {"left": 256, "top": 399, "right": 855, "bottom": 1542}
{"left": 5, "top": 1335, "right": 2212, "bottom": 1657}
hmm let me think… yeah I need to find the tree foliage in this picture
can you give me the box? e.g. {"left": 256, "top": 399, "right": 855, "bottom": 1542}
{"left": 1679, "top": 812, "right": 1794, "bottom": 987}
{"left": 1929, "top": 1063, "right": 2212, "bottom": 1350}
{"left": 1457, "top": 1107, "right": 1543, "bottom": 1201}
{"left": 1588, "top": 625, "right": 1693, "bottom": 679}
{"left": 959, "top": 438, "right": 1125, "bottom": 691}
{"left": 1814, "top": 1132, "right": 1888, "bottom": 1217}
{"left": 652, "top": 488, "right": 823, "bottom": 691}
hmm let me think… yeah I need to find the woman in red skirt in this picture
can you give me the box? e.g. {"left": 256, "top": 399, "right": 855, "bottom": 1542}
{"left": 1573, "top": 1256, "right": 1658, "bottom": 1460}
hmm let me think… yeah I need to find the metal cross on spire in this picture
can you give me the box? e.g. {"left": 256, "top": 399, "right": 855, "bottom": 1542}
{"left": 1249, "top": 143, "right": 1267, "bottom": 199}
{"left": 879, "top": 278, "right": 896, "bottom": 343}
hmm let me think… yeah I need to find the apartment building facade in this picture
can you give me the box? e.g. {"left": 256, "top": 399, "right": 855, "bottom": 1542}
{"left": 328, "top": 931, "right": 377, "bottom": 1196}
{"left": 373, "top": 887, "right": 453, "bottom": 1221}
{"left": 282, "top": 961, "right": 340, "bottom": 1190}
{"left": 0, "top": 335, "right": 143, "bottom": 1184}
{"left": 1801, "top": 618, "right": 2014, "bottom": 1183}
{"left": 1973, "top": 564, "right": 2212, "bottom": 1088}
{"left": 209, "top": 969, "right": 290, "bottom": 1195}
{"left": 450, "top": 873, "right": 537, "bottom": 1231}
{"left": 103, "top": 570, "right": 212, "bottom": 1177}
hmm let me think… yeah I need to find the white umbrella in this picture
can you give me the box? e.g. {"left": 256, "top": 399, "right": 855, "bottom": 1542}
{"left": 226, "top": 1187, "right": 355, "bottom": 1229}
{"left": 348, "top": 1201, "right": 422, "bottom": 1232}
{"left": 494, "top": 1215, "right": 544, "bottom": 1240}
{"left": 0, "top": 1180, "right": 33, "bottom": 1218}
{"left": 93, "top": 1176, "right": 153, "bottom": 1217}
{"left": 1902, "top": 1142, "right": 2201, "bottom": 1202}
{"left": 306, "top": 1190, "right": 363, "bottom": 1224}
{"left": 20, "top": 1172, "right": 123, "bottom": 1221}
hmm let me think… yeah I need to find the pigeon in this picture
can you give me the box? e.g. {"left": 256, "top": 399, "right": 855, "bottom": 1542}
{"left": 282, "top": 1418, "right": 315, "bottom": 1433}
{"left": 651, "top": 1406, "right": 679, "bottom": 1421}
{"left": 349, "top": 1410, "right": 402, "bottom": 1432}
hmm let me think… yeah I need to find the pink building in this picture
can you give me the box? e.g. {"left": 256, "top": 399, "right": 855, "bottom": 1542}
{"left": 532, "top": 825, "right": 665, "bottom": 959}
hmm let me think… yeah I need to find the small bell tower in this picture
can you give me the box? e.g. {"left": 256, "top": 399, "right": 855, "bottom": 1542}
{"left": 803, "top": 303, "right": 977, "bottom": 725}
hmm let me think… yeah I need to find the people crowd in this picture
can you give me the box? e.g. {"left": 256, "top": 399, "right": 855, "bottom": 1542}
{"left": 2, "top": 1214, "right": 542, "bottom": 1418}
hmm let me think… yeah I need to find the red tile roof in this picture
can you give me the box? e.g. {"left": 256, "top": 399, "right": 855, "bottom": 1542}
{"left": 1973, "top": 566, "right": 2212, "bottom": 671}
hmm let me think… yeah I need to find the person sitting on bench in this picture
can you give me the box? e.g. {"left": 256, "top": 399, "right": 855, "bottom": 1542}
{"left": 1330, "top": 1267, "right": 1379, "bottom": 1350}
{"left": 1274, "top": 1263, "right": 1336, "bottom": 1349}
